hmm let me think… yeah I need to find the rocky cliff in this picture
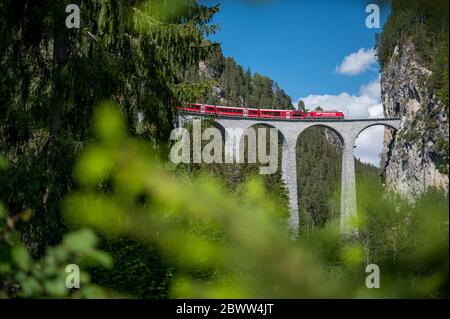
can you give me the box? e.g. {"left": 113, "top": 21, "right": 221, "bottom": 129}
{"left": 186, "top": 49, "right": 293, "bottom": 109}
{"left": 380, "top": 40, "right": 449, "bottom": 199}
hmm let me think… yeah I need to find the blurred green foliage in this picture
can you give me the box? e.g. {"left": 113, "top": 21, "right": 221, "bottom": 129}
{"left": 0, "top": 155, "right": 114, "bottom": 298}
{"left": 60, "top": 102, "right": 448, "bottom": 298}
{"left": 0, "top": 0, "right": 220, "bottom": 256}
{"left": 0, "top": 0, "right": 448, "bottom": 299}
{"left": 89, "top": 239, "right": 172, "bottom": 298}
{"left": 171, "top": 119, "right": 289, "bottom": 212}
{"left": 356, "top": 173, "right": 449, "bottom": 297}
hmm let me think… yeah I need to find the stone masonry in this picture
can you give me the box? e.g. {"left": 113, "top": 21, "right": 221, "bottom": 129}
{"left": 178, "top": 113, "right": 400, "bottom": 235}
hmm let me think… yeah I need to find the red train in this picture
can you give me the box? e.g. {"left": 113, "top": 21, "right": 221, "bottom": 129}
{"left": 179, "top": 103, "right": 344, "bottom": 120}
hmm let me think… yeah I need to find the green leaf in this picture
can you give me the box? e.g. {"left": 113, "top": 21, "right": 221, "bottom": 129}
{"left": 21, "top": 277, "right": 42, "bottom": 297}
{"left": 0, "top": 156, "right": 7, "bottom": 170}
{"left": 44, "top": 278, "right": 69, "bottom": 297}
{"left": 0, "top": 262, "right": 11, "bottom": 274}
{"left": 85, "top": 250, "right": 113, "bottom": 269}
{"left": 63, "top": 228, "right": 98, "bottom": 253}
{"left": 11, "top": 245, "right": 32, "bottom": 271}
{"left": 74, "top": 146, "right": 113, "bottom": 186}
{"left": 94, "top": 102, "right": 126, "bottom": 145}
{"left": 79, "top": 284, "right": 108, "bottom": 298}
{"left": 0, "top": 202, "right": 5, "bottom": 220}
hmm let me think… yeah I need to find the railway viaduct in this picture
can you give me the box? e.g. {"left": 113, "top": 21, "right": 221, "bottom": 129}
{"left": 178, "top": 112, "right": 401, "bottom": 235}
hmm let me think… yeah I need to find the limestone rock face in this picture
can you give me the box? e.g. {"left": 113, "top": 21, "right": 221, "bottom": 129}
{"left": 380, "top": 41, "right": 449, "bottom": 199}
{"left": 198, "top": 61, "right": 226, "bottom": 103}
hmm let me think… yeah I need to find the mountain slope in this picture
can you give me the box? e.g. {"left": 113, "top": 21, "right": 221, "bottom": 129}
{"left": 377, "top": 0, "right": 449, "bottom": 198}
{"left": 185, "top": 48, "right": 293, "bottom": 109}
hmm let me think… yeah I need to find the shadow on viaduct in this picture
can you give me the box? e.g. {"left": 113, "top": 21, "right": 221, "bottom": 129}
{"left": 178, "top": 112, "right": 400, "bottom": 236}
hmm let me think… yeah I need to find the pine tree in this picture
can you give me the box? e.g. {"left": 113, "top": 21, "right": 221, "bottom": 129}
{"left": 0, "top": 0, "right": 220, "bottom": 255}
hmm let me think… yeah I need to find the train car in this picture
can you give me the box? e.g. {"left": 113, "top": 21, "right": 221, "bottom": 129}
{"left": 306, "top": 110, "right": 344, "bottom": 119}
{"left": 245, "top": 108, "right": 259, "bottom": 118}
{"left": 292, "top": 110, "right": 306, "bottom": 119}
{"left": 258, "top": 109, "right": 294, "bottom": 119}
{"left": 178, "top": 104, "right": 344, "bottom": 119}
{"left": 180, "top": 103, "right": 217, "bottom": 114}
{"left": 216, "top": 106, "right": 246, "bottom": 117}
{"left": 181, "top": 103, "right": 203, "bottom": 113}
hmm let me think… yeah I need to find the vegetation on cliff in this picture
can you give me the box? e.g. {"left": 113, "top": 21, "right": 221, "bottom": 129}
{"left": 376, "top": 0, "right": 449, "bottom": 178}
{"left": 376, "top": 0, "right": 448, "bottom": 97}
{"left": 376, "top": 0, "right": 448, "bottom": 117}
{"left": 185, "top": 49, "right": 293, "bottom": 109}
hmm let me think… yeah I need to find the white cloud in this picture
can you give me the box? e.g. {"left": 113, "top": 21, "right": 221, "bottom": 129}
{"left": 296, "top": 78, "right": 382, "bottom": 118}
{"left": 354, "top": 126, "right": 384, "bottom": 166}
{"left": 295, "top": 78, "right": 385, "bottom": 166}
{"left": 368, "top": 103, "right": 383, "bottom": 118}
{"left": 359, "top": 75, "right": 381, "bottom": 99}
{"left": 298, "top": 92, "right": 377, "bottom": 118}
{"left": 335, "top": 48, "right": 377, "bottom": 76}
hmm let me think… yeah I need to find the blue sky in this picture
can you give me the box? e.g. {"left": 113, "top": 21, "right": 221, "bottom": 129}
{"left": 201, "top": 0, "right": 390, "bottom": 98}
{"left": 199, "top": 0, "right": 392, "bottom": 166}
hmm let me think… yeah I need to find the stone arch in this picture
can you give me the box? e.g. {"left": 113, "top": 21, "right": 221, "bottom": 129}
{"left": 177, "top": 116, "right": 230, "bottom": 164}
{"left": 177, "top": 113, "right": 401, "bottom": 236}
{"left": 297, "top": 124, "right": 345, "bottom": 147}
{"left": 352, "top": 122, "right": 399, "bottom": 169}
{"left": 340, "top": 121, "right": 400, "bottom": 235}
{"left": 180, "top": 116, "right": 230, "bottom": 145}
{"left": 235, "top": 122, "right": 286, "bottom": 165}
{"left": 355, "top": 122, "right": 399, "bottom": 141}
{"left": 240, "top": 122, "right": 287, "bottom": 144}
{"left": 295, "top": 124, "right": 344, "bottom": 231}
{"left": 208, "top": 120, "right": 228, "bottom": 141}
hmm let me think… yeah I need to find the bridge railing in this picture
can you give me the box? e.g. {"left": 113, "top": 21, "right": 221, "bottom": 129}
{"left": 179, "top": 111, "right": 400, "bottom": 122}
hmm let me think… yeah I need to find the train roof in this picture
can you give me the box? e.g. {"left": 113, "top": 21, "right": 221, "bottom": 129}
{"left": 309, "top": 110, "right": 343, "bottom": 113}
{"left": 259, "top": 108, "right": 290, "bottom": 111}
{"left": 194, "top": 104, "right": 284, "bottom": 111}
{"left": 215, "top": 105, "right": 248, "bottom": 110}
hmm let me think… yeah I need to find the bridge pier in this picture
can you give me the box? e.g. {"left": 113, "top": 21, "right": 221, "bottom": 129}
{"left": 340, "top": 142, "right": 357, "bottom": 235}
{"left": 281, "top": 138, "right": 299, "bottom": 236}
{"left": 224, "top": 131, "right": 234, "bottom": 163}
{"left": 177, "top": 113, "right": 400, "bottom": 236}
{"left": 224, "top": 128, "right": 244, "bottom": 163}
